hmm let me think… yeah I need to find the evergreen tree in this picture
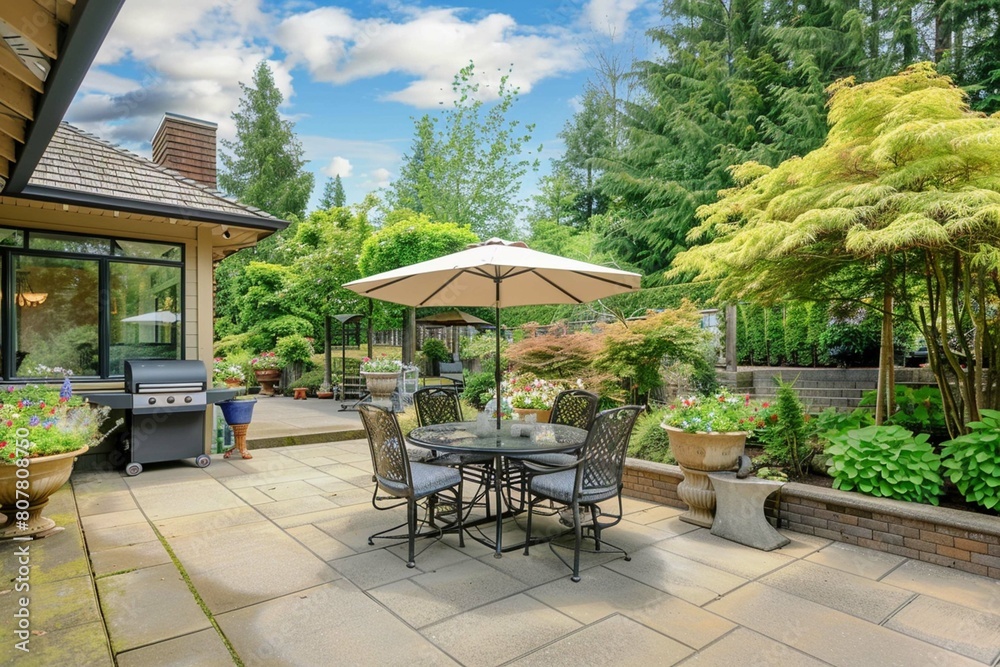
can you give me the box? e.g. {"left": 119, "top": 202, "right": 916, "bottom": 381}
{"left": 219, "top": 61, "right": 314, "bottom": 219}
{"left": 559, "top": 87, "right": 612, "bottom": 225}
{"left": 319, "top": 176, "right": 347, "bottom": 210}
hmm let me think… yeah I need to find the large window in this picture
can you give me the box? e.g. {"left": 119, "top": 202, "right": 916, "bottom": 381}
{"left": 0, "top": 228, "right": 184, "bottom": 380}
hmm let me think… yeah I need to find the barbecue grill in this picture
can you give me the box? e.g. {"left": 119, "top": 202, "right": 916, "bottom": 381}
{"left": 84, "top": 360, "right": 237, "bottom": 476}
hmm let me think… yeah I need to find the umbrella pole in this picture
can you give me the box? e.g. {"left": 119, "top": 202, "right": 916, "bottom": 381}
{"left": 495, "top": 279, "right": 502, "bottom": 430}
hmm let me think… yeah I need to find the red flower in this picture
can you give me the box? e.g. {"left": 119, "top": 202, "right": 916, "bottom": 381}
{"left": 16, "top": 401, "right": 23, "bottom": 409}
{"left": 7, "top": 452, "right": 14, "bottom": 459}
{"left": 4, "top": 420, "right": 11, "bottom": 427}
{"left": 39, "top": 401, "right": 45, "bottom": 408}
{"left": 0, "top": 441, "right": 5, "bottom": 448}
{"left": 761, "top": 402, "right": 770, "bottom": 408}
{"left": 769, "top": 413, "right": 779, "bottom": 423}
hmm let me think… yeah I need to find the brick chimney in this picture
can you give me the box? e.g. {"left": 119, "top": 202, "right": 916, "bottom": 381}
{"left": 151, "top": 113, "right": 218, "bottom": 188}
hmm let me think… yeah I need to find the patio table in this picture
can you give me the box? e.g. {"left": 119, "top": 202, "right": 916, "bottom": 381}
{"left": 408, "top": 421, "right": 587, "bottom": 558}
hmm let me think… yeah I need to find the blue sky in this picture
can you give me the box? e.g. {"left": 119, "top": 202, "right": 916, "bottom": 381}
{"left": 68, "top": 0, "right": 659, "bottom": 215}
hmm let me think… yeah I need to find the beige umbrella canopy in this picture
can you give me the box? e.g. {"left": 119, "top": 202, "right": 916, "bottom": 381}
{"left": 344, "top": 238, "right": 641, "bottom": 426}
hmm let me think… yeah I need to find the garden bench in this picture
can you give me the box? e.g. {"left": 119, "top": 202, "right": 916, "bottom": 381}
{"left": 707, "top": 472, "right": 790, "bottom": 551}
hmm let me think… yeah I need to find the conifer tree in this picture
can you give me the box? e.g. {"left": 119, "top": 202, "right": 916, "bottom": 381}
{"left": 319, "top": 176, "right": 346, "bottom": 210}
{"left": 219, "top": 61, "right": 314, "bottom": 219}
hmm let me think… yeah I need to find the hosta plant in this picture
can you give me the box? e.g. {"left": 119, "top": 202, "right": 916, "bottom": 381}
{"left": 940, "top": 410, "right": 1000, "bottom": 511}
{"left": 825, "top": 425, "right": 943, "bottom": 505}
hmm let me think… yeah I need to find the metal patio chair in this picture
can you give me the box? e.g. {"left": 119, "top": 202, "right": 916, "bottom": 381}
{"left": 522, "top": 405, "right": 644, "bottom": 581}
{"left": 358, "top": 403, "right": 464, "bottom": 567}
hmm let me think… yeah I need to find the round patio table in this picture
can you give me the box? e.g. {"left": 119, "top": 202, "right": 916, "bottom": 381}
{"left": 408, "top": 421, "right": 587, "bottom": 558}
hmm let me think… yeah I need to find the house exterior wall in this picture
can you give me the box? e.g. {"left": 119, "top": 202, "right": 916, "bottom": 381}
{"left": 0, "top": 199, "right": 221, "bottom": 466}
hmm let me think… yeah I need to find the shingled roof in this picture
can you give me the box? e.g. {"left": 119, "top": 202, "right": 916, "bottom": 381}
{"left": 16, "top": 122, "right": 285, "bottom": 230}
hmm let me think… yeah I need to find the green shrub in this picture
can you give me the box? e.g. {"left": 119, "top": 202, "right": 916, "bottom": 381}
{"left": 940, "top": 410, "right": 1000, "bottom": 511}
{"left": 764, "top": 307, "right": 785, "bottom": 365}
{"left": 249, "top": 315, "right": 315, "bottom": 352}
{"left": 627, "top": 407, "right": 675, "bottom": 465}
{"left": 784, "top": 302, "right": 810, "bottom": 366}
{"left": 825, "top": 424, "right": 943, "bottom": 505}
{"left": 861, "top": 386, "right": 948, "bottom": 443}
{"left": 214, "top": 333, "right": 252, "bottom": 358}
{"left": 285, "top": 368, "right": 326, "bottom": 395}
{"left": 757, "top": 379, "right": 809, "bottom": 476}
{"left": 819, "top": 306, "right": 881, "bottom": 367}
{"left": 421, "top": 338, "right": 451, "bottom": 363}
{"left": 276, "top": 335, "right": 315, "bottom": 367}
{"left": 462, "top": 371, "right": 496, "bottom": 410}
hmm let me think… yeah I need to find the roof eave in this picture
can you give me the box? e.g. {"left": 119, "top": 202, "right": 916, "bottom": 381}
{"left": 15, "top": 184, "right": 290, "bottom": 232}
{"left": 5, "top": 0, "right": 127, "bottom": 193}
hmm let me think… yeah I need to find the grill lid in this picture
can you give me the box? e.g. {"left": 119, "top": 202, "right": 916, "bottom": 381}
{"left": 125, "top": 359, "right": 207, "bottom": 393}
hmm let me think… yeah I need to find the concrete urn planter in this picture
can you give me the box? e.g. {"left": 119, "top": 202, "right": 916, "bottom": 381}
{"left": 662, "top": 426, "right": 747, "bottom": 527}
{"left": 0, "top": 446, "right": 89, "bottom": 538}
{"left": 361, "top": 372, "right": 398, "bottom": 399}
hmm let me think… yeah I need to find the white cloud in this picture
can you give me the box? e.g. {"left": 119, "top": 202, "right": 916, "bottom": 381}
{"left": 68, "top": 0, "right": 288, "bottom": 148}
{"left": 371, "top": 168, "right": 392, "bottom": 188}
{"left": 275, "top": 7, "right": 583, "bottom": 108}
{"left": 583, "top": 0, "right": 644, "bottom": 36}
{"left": 322, "top": 156, "right": 353, "bottom": 178}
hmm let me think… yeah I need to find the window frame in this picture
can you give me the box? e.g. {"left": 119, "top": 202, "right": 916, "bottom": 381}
{"left": 0, "top": 227, "right": 185, "bottom": 381}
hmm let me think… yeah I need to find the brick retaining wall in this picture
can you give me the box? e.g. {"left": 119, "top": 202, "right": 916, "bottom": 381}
{"left": 623, "top": 458, "right": 1000, "bottom": 580}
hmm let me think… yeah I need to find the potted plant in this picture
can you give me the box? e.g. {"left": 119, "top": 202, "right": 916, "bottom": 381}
{"left": 660, "top": 391, "right": 761, "bottom": 527}
{"left": 1, "top": 380, "right": 113, "bottom": 538}
{"left": 360, "top": 354, "right": 402, "bottom": 399}
{"left": 250, "top": 351, "right": 282, "bottom": 397}
{"left": 219, "top": 396, "right": 256, "bottom": 460}
{"left": 213, "top": 358, "right": 245, "bottom": 389}
{"left": 503, "top": 373, "right": 573, "bottom": 423}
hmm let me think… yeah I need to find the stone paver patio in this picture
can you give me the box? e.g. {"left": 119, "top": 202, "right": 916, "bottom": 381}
{"left": 3, "top": 438, "right": 1000, "bottom": 666}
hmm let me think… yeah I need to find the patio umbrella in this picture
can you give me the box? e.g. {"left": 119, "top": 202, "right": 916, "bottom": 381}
{"left": 121, "top": 311, "right": 180, "bottom": 324}
{"left": 415, "top": 309, "right": 493, "bottom": 329}
{"left": 344, "top": 238, "right": 642, "bottom": 427}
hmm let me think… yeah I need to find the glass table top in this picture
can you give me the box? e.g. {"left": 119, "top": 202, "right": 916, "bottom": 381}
{"left": 408, "top": 421, "right": 587, "bottom": 456}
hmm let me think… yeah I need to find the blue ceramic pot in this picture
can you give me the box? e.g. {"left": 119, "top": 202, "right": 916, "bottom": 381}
{"left": 219, "top": 398, "right": 256, "bottom": 425}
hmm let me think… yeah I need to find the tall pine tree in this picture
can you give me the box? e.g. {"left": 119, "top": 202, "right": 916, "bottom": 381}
{"left": 219, "top": 62, "right": 314, "bottom": 219}
{"left": 319, "top": 175, "right": 346, "bottom": 209}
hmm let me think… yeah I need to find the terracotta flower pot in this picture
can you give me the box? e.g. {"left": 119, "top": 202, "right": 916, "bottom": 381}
{"left": 513, "top": 407, "right": 551, "bottom": 423}
{"left": 224, "top": 378, "right": 243, "bottom": 389}
{"left": 0, "top": 446, "right": 89, "bottom": 539}
{"left": 361, "top": 371, "right": 398, "bottom": 399}
{"left": 662, "top": 426, "right": 747, "bottom": 528}
{"left": 254, "top": 369, "right": 281, "bottom": 397}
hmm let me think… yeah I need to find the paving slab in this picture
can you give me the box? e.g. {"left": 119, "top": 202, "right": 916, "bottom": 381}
{"left": 0, "top": 574, "right": 101, "bottom": 633}
{"left": 0, "top": 620, "right": 112, "bottom": 667}
{"left": 509, "top": 613, "right": 692, "bottom": 667}
{"left": 128, "top": 479, "right": 245, "bottom": 521}
{"left": 75, "top": 488, "right": 138, "bottom": 516}
{"left": 151, "top": 505, "right": 267, "bottom": 539}
{"left": 217, "top": 579, "right": 456, "bottom": 666}
{"left": 676, "top": 627, "right": 829, "bottom": 667}
{"left": 759, "top": 560, "right": 914, "bottom": 623}
{"left": 421, "top": 593, "right": 582, "bottom": 666}
{"left": 881, "top": 559, "right": 1000, "bottom": 614}
{"left": 884, "top": 595, "right": 1000, "bottom": 664}
{"left": 166, "top": 520, "right": 340, "bottom": 614}
{"left": 96, "top": 563, "right": 210, "bottom": 654}
{"left": 654, "top": 529, "right": 796, "bottom": 579}
{"left": 90, "top": 539, "right": 173, "bottom": 576}
{"left": 116, "top": 628, "right": 234, "bottom": 667}
{"left": 604, "top": 545, "right": 747, "bottom": 606}
{"left": 83, "top": 520, "right": 159, "bottom": 552}
{"left": 331, "top": 547, "right": 421, "bottom": 590}
{"left": 528, "top": 566, "right": 735, "bottom": 650}
{"left": 285, "top": 523, "right": 358, "bottom": 561}
{"left": 80, "top": 509, "right": 148, "bottom": 532}
{"left": 705, "top": 582, "right": 982, "bottom": 667}
{"left": 805, "top": 540, "right": 908, "bottom": 580}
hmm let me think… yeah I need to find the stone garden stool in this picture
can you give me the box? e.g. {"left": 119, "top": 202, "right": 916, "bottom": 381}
{"left": 707, "top": 472, "right": 790, "bottom": 551}
{"left": 293, "top": 387, "right": 308, "bottom": 400}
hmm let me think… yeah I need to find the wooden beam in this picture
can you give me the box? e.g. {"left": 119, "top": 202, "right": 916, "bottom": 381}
{"left": 55, "top": 0, "right": 74, "bottom": 26}
{"left": 0, "top": 46, "right": 43, "bottom": 93}
{"left": 0, "top": 113, "right": 25, "bottom": 143}
{"left": 0, "top": 135, "right": 15, "bottom": 162}
{"left": 0, "top": 157, "right": 9, "bottom": 179}
{"left": 0, "top": 70, "right": 34, "bottom": 120}
{"left": 0, "top": 1, "right": 59, "bottom": 59}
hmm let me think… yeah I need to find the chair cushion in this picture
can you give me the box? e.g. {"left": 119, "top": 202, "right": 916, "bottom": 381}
{"left": 409, "top": 462, "right": 462, "bottom": 498}
{"left": 406, "top": 446, "right": 436, "bottom": 463}
{"left": 509, "top": 452, "right": 577, "bottom": 467}
{"left": 529, "top": 469, "right": 618, "bottom": 504}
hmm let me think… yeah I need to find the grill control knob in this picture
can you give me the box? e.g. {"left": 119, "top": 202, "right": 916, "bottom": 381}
{"left": 148, "top": 397, "right": 156, "bottom": 405}
{"left": 184, "top": 396, "right": 193, "bottom": 404}
{"left": 167, "top": 396, "right": 175, "bottom": 404}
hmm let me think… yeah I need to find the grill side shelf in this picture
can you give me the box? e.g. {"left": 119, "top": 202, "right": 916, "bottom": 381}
{"left": 80, "top": 392, "right": 133, "bottom": 410}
